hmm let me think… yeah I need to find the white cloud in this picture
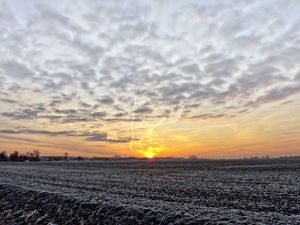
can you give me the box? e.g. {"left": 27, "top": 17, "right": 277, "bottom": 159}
{"left": 0, "top": 0, "right": 299, "bottom": 140}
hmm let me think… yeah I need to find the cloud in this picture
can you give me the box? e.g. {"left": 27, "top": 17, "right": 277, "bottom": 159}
{"left": 186, "top": 113, "right": 233, "bottom": 120}
{"left": 256, "top": 83, "right": 300, "bottom": 104}
{"left": 0, "top": 0, "right": 300, "bottom": 154}
{"left": 204, "top": 58, "right": 238, "bottom": 78}
{"left": 0, "top": 98, "right": 17, "bottom": 104}
{"left": 0, "top": 129, "right": 77, "bottom": 136}
{"left": 84, "top": 133, "right": 107, "bottom": 141}
{"left": 91, "top": 112, "right": 107, "bottom": 117}
{"left": 235, "top": 66, "right": 289, "bottom": 94}
{"left": 0, "top": 129, "right": 130, "bottom": 143}
{"left": 98, "top": 96, "right": 114, "bottom": 105}
{"left": 0, "top": 61, "right": 33, "bottom": 79}
{"left": 180, "top": 63, "right": 201, "bottom": 76}
{"left": 2, "top": 109, "right": 42, "bottom": 120}
{"left": 1, "top": 101, "right": 109, "bottom": 124}
{"left": 294, "top": 72, "right": 300, "bottom": 81}
{"left": 134, "top": 106, "right": 153, "bottom": 114}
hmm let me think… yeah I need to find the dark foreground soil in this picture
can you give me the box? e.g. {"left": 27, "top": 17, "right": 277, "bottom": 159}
{"left": 0, "top": 158, "right": 299, "bottom": 225}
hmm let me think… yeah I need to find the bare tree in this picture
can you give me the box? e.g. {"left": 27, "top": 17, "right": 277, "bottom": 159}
{"left": 33, "top": 149, "right": 40, "bottom": 161}
{"left": 64, "top": 152, "right": 68, "bottom": 161}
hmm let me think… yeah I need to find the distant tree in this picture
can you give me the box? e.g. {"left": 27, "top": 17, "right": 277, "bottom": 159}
{"left": 8, "top": 151, "right": 27, "bottom": 162}
{"left": 33, "top": 149, "right": 40, "bottom": 161}
{"left": 26, "top": 152, "right": 34, "bottom": 158}
{"left": 64, "top": 152, "right": 68, "bottom": 161}
{"left": 1, "top": 150, "right": 42, "bottom": 162}
{"left": 9, "top": 151, "right": 19, "bottom": 161}
{"left": 24, "top": 150, "right": 40, "bottom": 161}
{"left": 0, "top": 151, "right": 8, "bottom": 162}
{"left": 77, "top": 156, "right": 83, "bottom": 161}
{"left": 18, "top": 153, "right": 27, "bottom": 162}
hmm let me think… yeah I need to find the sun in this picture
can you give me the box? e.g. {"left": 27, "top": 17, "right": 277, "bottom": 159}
{"left": 142, "top": 146, "right": 160, "bottom": 159}
{"left": 146, "top": 151, "right": 154, "bottom": 159}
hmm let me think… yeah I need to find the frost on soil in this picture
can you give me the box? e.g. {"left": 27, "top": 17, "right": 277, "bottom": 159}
{"left": 0, "top": 158, "right": 299, "bottom": 225}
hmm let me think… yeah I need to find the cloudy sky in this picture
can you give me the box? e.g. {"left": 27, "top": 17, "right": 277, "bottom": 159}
{"left": 0, "top": 0, "right": 300, "bottom": 158}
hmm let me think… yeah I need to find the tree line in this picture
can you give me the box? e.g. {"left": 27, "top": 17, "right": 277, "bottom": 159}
{"left": 0, "top": 150, "right": 40, "bottom": 162}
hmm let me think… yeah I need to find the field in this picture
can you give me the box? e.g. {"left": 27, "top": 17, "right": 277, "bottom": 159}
{"left": 0, "top": 158, "right": 299, "bottom": 225}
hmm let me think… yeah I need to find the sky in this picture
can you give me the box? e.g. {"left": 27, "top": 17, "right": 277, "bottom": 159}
{"left": 0, "top": 0, "right": 300, "bottom": 158}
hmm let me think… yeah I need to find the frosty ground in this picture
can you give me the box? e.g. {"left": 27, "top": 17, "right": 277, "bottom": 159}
{"left": 0, "top": 158, "right": 299, "bottom": 225}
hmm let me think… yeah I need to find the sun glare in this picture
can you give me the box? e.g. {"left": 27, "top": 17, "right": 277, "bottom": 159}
{"left": 146, "top": 151, "right": 154, "bottom": 159}
{"left": 143, "top": 147, "right": 160, "bottom": 159}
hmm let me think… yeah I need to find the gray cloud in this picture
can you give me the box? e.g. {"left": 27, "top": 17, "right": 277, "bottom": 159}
{"left": 134, "top": 105, "right": 153, "bottom": 114}
{"left": 84, "top": 133, "right": 107, "bottom": 142}
{"left": 0, "top": 98, "right": 17, "bottom": 104}
{"left": 0, "top": 129, "right": 130, "bottom": 143}
{"left": 98, "top": 96, "right": 114, "bottom": 105}
{"left": 256, "top": 83, "right": 300, "bottom": 104}
{"left": 3, "top": 109, "right": 42, "bottom": 120}
{"left": 180, "top": 64, "right": 201, "bottom": 76}
{"left": 0, "top": 129, "right": 76, "bottom": 136}
{"left": 91, "top": 112, "right": 107, "bottom": 117}
{"left": 0, "top": 61, "right": 33, "bottom": 79}
{"left": 187, "top": 113, "right": 232, "bottom": 120}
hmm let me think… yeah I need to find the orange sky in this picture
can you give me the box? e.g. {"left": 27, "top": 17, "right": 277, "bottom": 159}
{"left": 1, "top": 98, "right": 299, "bottom": 158}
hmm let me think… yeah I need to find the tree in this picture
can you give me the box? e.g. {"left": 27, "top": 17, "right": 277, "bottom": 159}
{"left": 18, "top": 153, "right": 27, "bottom": 162}
{"left": 1, "top": 150, "right": 41, "bottom": 162}
{"left": 9, "top": 151, "right": 19, "bottom": 161}
{"left": 33, "top": 149, "right": 40, "bottom": 161}
{"left": 64, "top": 152, "right": 68, "bottom": 161}
{"left": 0, "top": 151, "right": 8, "bottom": 162}
{"left": 26, "top": 152, "right": 34, "bottom": 158}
